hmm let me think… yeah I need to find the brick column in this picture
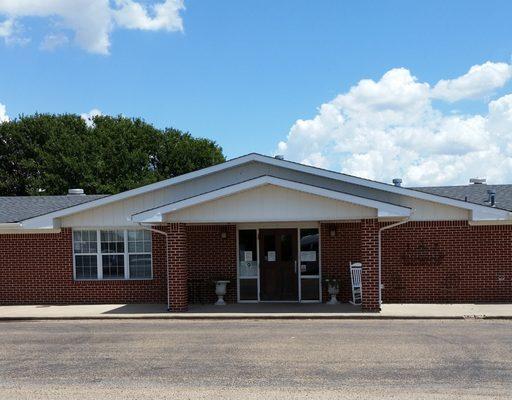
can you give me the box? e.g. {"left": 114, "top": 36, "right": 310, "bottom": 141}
{"left": 360, "top": 218, "right": 380, "bottom": 311}
{"left": 167, "top": 223, "right": 188, "bottom": 312}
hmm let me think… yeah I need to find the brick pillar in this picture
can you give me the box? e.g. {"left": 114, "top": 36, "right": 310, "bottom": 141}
{"left": 168, "top": 223, "right": 188, "bottom": 312}
{"left": 360, "top": 219, "right": 380, "bottom": 311}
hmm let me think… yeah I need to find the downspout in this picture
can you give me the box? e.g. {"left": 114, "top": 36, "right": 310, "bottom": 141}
{"left": 378, "top": 209, "right": 415, "bottom": 306}
{"left": 137, "top": 222, "right": 171, "bottom": 311}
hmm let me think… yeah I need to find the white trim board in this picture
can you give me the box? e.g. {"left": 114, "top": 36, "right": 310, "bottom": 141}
{"left": 131, "top": 176, "right": 412, "bottom": 223}
{"left": 18, "top": 153, "right": 512, "bottom": 229}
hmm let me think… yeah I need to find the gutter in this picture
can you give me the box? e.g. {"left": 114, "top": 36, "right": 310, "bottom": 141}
{"left": 137, "top": 222, "right": 171, "bottom": 311}
{"left": 377, "top": 210, "right": 415, "bottom": 306}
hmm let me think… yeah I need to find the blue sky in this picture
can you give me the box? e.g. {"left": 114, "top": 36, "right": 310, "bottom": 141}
{"left": 1, "top": 1, "right": 512, "bottom": 185}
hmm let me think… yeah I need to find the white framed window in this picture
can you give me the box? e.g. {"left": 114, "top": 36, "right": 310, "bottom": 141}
{"left": 73, "top": 230, "right": 98, "bottom": 279}
{"left": 128, "top": 230, "right": 152, "bottom": 279}
{"left": 101, "top": 230, "right": 125, "bottom": 279}
{"left": 73, "top": 228, "right": 152, "bottom": 280}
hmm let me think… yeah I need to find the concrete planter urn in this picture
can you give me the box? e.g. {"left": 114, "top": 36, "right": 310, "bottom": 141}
{"left": 214, "top": 280, "right": 230, "bottom": 306}
{"left": 325, "top": 279, "right": 340, "bottom": 305}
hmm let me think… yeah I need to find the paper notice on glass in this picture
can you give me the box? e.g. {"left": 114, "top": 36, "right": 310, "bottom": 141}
{"left": 267, "top": 251, "right": 276, "bottom": 262}
{"left": 244, "top": 251, "right": 253, "bottom": 262}
{"left": 300, "top": 251, "right": 316, "bottom": 262}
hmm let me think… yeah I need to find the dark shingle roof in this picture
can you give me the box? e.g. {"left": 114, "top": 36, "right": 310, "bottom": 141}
{"left": 412, "top": 184, "right": 512, "bottom": 211}
{"left": 0, "top": 195, "right": 108, "bottom": 223}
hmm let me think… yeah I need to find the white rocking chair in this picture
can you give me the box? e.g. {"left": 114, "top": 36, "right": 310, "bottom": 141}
{"left": 349, "top": 262, "right": 362, "bottom": 305}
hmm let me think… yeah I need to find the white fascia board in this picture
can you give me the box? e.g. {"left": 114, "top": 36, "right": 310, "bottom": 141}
{"left": 471, "top": 207, "right": 511, "bottom": 221}
{"left": 0, "top": 223, "right": 22, "bottom": 230}
{"left": 131, "top": 176, "right": 411, "bottom": 223}
{"left": 20, "top": 216, "right": 58, "bottom": 229}
{"left": 18, "top": 153, "right": 512, "bottom": 227}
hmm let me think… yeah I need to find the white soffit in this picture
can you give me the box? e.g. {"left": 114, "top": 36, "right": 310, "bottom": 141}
{"left": 131, "top": 176, "right": 412, "bottom": 223}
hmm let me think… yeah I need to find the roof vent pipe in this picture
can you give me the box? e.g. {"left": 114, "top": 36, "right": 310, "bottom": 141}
{"left": 392, "top": 178, "right": 402, "bottom": 187}
{"left": 68, "top": 188, "right": 85, "bottom": 195}
{"left": 274, "top": 155, "right": 284, "bottom": 160}
{"left": 470, "top": 178, "right": 486, "bottom": 184}
{"left": 487, "top": 189, "right": 496, "bottom": 207}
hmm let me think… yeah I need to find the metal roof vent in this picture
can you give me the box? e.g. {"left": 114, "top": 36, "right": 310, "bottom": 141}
{"left": 392, "top": 178, "right": 402, "bottom": 187}
{"left": 68, "top": 188, "right": 85, "bottom": 196}
{"left": 470, "top": 178, "right": 486, "bottom": 184}
{"left": 274, "top": 155, "right": 284, "bottom": 160}
{"left": 487, "top": 189, "right": 496, "bottom": 207}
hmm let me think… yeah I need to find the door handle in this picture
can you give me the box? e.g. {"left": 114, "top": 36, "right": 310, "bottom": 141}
{"left": 294, "top": 260, "right": 297, "bottom": 274}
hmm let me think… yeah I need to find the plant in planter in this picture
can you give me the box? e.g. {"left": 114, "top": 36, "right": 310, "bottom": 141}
{"left": 324, "top": 278, "right": 340, "bottom": 305}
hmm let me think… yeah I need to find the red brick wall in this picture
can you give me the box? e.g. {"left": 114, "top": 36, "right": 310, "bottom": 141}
{"left": 320, "top": 222, "right": 361, "bottom": 303}
{"left": 321, "top": 220, "right": 512, "bottom": 306}
{"left": 186, "top": 225, "right": 237, "bottom": 304}
{"left": 0, "top": 228, "right": 167, "bottom": 305}
{"left": 2, "top": 221, "right": 512, "bottom": 306}
{"left": 381, "top": 221, "right": 512, "bottom": 303}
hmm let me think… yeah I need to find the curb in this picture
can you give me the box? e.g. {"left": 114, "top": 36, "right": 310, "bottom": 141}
{"left": 1, "top": 314, "right": 511, "bottom": 321}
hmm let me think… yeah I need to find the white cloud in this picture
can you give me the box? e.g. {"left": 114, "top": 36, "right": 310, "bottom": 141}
{"left": 0, "top": 17, "right": 29, "bottom": 45}
{"left": 112, "top": 0, "right": 184, "bottom": 31}
{"left": 0, "top": 0, "right": 185, "bottom": 54}
{"left": 40, "top": 33, "right": 69, "bottom": 51}
{"left": 0, "top": 102, "right": 9, "bottom": 123}
{"left": 431, "top": 61, "right": 512, "bottom": 102}
{"left": 276, "top": 61, "right": 512, "bottom": 186}
{"left": 80, "top": 108, "right": 102, "bottom": 128}
{"left": 0, "top": 17, "right": 12, "bottom": 36}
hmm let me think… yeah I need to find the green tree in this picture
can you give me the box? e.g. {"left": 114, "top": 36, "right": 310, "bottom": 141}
{"left": 0, "top": 113, "right": 225, "bottom": 195}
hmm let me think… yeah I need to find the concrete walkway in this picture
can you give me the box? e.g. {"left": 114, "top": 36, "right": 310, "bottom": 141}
{"left": 0, "top": 303, "right": 511, "bottom": 320}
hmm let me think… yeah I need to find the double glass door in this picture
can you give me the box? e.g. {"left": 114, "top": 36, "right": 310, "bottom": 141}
{"left": 238, "top": 227, "right": 320, "bottom": 302}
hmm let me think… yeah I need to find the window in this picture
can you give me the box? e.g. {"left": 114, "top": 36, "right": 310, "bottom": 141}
{"left": 101, "top": 230, "right": 125, "bottom": 279}
{"left": 300, "top": 229, "right": 319, "bottom": 275}
{"left": 238, "top": 229, "right": 258, "bottom": 301}
{"left": 299, "top": 228, "right": 320, "bottom": 301}
{"left": 73, "top": 230, "right": 98, "bottom": 279}
{"left": 128, "top": 230, "right": 152, "bottom": 278}
{"left": 73, "top": 229, "right": 152, "bottom": 280}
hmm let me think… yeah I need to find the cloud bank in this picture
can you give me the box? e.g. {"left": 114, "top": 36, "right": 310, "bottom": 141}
{"left": 0, "top": 0, "right": 185, "bottom": 54}
{"left": 277, "top": 61, "right": 512, "bottom": 186}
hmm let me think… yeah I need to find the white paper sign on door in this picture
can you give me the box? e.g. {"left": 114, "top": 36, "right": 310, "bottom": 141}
{"left": 244, "top": 251, "right": 253, "bottom": 262}
{"left": 267, "top": 251, "right": 276, "bottom": 262}
{"left": 300, "top": 251, "right": 316, "bottom": 262}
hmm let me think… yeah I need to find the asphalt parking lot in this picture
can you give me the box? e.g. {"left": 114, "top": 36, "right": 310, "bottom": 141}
{"left": 0, "top": 319, "right": 511, "bottom": 399}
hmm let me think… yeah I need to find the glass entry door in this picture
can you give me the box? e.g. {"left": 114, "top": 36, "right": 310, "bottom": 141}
{"left": 259, "top": 229, "right": 298, "bottom": 301}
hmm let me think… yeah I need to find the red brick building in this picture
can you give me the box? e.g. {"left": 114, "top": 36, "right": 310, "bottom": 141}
{"left": 1, "top": 154, "right": 511, "bottom": 311}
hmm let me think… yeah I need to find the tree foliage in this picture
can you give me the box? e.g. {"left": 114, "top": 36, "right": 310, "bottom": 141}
{"left": 0, "top": 114, "right": 225, "bottom": 195}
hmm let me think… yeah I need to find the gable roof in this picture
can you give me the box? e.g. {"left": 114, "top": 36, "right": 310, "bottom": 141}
{"left": 131, "top": 176, "right": 412, "bottom": 223}
{"left": 0, "top": 195, "right": 108, "bottom": 223}
{"left": 8, "top": 153, "right": 512, "bottom": 228}
{"left": 414, "top": 184, "right": 512, "bottom": 212}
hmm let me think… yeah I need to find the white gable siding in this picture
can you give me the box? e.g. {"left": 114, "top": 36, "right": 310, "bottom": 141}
{"left": 60, "top": 160, "right": 472, "bottom": 227}
{"left": 398, "top": 197, "right": 469, "bottom": 220}
{"left": 165, "top": 184, "right": 376, "bottom": 223}
{"left": 61, "top": 163, "right": 265, "bottom": 227}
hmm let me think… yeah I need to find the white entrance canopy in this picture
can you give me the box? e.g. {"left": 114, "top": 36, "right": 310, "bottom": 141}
{"left": 131, "top": 176, "right": 412, "bottom": 223}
